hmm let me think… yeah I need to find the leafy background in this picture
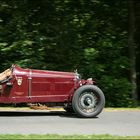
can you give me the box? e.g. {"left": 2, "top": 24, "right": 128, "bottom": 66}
{"left": 0, "top": 0, "right": 139, "bottom": 107}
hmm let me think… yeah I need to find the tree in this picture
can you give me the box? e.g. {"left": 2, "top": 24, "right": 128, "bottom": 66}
{"left": 128, "top": 0, "right": 138, "bottom": 104}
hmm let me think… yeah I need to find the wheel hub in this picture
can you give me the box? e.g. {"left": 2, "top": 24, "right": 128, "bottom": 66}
{"left": 84, "top": 97, "right": 92, "bottom": 106}
{"left": 80, "top": 93, "right": 97, "bottom": 111}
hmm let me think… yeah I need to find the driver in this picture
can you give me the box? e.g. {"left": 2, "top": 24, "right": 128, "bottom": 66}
{"left": 0, "top": 69, "right": 12, "bottom": 82}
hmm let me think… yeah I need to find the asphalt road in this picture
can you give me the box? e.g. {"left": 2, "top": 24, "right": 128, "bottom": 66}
{"left": 0, "top": 110, "right": 140, "bottom": 136}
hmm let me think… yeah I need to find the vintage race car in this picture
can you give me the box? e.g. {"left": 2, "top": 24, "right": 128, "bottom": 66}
{"left": 0, "top": 65, "right": 105, "bottom": 118}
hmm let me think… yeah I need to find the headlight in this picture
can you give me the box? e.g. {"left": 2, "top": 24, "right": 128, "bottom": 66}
{"left": 75, "top": 70, "right": 81, "bottom": 80}
{"left": 87, "top": 78, "right": 92, "bottom": 81}
{"left": 76, "top": 73, "right": 81, "bottom": 80}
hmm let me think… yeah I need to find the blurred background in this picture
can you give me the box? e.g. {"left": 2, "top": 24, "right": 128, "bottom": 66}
{"left": 0, "top": 0, "right": 140, "bottom": 107}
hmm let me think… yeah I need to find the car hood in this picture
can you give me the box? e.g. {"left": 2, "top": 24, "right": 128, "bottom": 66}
{"left": 31, "top": 69, "right": 75, "bottom": 79}
{"left": 13, "top": 65, "right": 75, "bottom": 79}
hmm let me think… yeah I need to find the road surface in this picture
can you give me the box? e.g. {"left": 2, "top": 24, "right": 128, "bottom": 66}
{"left": 0, "top": 110, "right": 140, "bottom": 136}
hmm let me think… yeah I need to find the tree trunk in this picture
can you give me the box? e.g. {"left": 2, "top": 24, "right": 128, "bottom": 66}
{"left": 128, "top": 0, "right": 138, "bottom": 105}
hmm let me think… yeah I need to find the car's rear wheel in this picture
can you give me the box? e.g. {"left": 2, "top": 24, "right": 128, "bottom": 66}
{"left": 72, "top": 85, "right": 105, "bottom": 118}
{"left": 63, "top": 106, "right": 74, "bottom": 113}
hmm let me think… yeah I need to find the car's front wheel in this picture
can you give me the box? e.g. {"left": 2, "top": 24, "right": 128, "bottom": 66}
{"left": 72, "top": 85, "right": 105, "bottom": 118}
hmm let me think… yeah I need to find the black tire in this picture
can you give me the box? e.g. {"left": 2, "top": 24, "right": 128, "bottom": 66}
{"left": 72, "top": 85, "right": 105, "bottom": 118}
{"left": 63, "top": 106, "right": 75, "bottom": 113}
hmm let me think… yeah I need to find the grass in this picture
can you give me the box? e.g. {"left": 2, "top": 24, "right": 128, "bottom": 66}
{"left": 0, "top": 134, "right": 140, "bottom": 139}
{"left": 104, "top": 107, "right": 140, "bottom": 111}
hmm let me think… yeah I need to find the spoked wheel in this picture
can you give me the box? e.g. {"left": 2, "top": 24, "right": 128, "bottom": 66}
{"left": 72, "top": 85, "right": 105, "bottom": 118}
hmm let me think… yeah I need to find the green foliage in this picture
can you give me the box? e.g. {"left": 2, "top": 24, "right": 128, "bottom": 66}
{"left": 0, "top": 0, "right": 137, "bottom": 107}
{"left": 100, "top": 76, "right": 133, "bottom": 107}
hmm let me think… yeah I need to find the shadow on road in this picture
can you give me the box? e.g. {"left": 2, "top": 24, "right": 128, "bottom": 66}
{"left": 0, "top": 111, "right": 98, "bottom": 119}
{"left": 0, "top": 111, "right": 70, "bottom": 117}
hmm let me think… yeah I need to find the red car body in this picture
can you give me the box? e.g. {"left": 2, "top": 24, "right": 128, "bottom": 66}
{"left": 0, "top": 65, "right": 90, "bottom": 103}
{"left": 0, "top": 65, "right": 105, "bottom": 118}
